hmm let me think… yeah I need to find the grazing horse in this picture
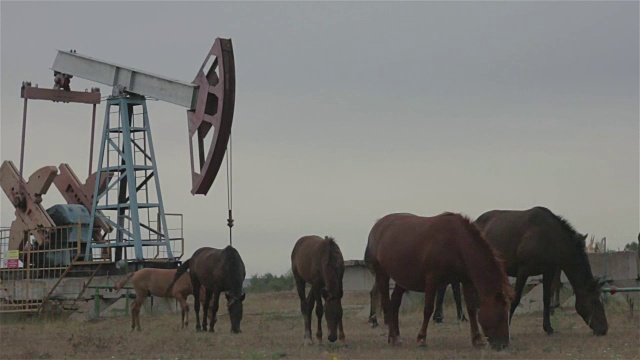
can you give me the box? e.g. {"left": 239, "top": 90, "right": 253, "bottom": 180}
{"left": 433, "top": 281, "right": 467, "bottom": 323}
{"left": 291, "top": 236, "right": 345, "bottom": 344}
{"left": 115, "top": 268, "right": 210, "bottom": 331}
{"left": 168, "top": 246, "right": 246, "bottom": 333}
{"left": 365, "top": 212, "right": 512, "bottom": 350}
{"left": 474, "top": 207, "right": 608, "bottom": 336}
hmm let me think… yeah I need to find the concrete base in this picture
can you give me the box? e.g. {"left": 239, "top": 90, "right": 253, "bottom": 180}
{"left": 514, "top": 283, "right": 573, "bottom": 315}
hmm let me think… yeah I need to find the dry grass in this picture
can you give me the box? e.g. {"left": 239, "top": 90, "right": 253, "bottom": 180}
{"left": 1, "top": 290, "right": 638, "bottom": 360}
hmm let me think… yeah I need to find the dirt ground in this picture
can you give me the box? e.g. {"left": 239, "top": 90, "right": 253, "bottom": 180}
{"left": 0, "top": 290, "right": 638, "bottom": 360}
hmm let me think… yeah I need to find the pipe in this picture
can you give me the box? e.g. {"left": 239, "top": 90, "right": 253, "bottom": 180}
{"left": 601, "top": 286, "right": 640, "bottom": 294}
{"left": 19, "top": 97, "right": 28, "bottom": 193}
{"left": 89, "top": 103, "right": 97, "bottom": 176}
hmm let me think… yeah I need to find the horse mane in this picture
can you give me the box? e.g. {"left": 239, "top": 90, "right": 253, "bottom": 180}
{"left": 222, "top": 246, "right": 242, "bottom": 275}
{"left": 534, "top": 207, "right": 587, "bottom": 251}
{"left": 458, "top": 214, "right": 514, "bottom": 300}
{"left": 324, "top": 236, "right": 341, "bottom": 269}
{"left": 324, "top": 236, "right": 343, "bottom": 291}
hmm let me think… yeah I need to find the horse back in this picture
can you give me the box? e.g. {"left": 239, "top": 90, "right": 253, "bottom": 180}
{"left": 190, "top": 246, "right": 245, "bottom": 291}
{"left": 131, "top": 268, "right": 189, "bottom": 297}
{"left": 475, "top": 207, "right": 576, "bottom": 275}
{"left": 367, "top": 212, "right": 478, "bottom": 291}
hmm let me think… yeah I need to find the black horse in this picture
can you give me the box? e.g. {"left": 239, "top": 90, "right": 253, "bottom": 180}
{"left": 167, "top": 246, "right": 246, "bottom": 333}
{"left": 474, "top": 206, "right": 608, "bottom": 336}
{"left": 433, "top": 282, "right": 467, "bottom": 323}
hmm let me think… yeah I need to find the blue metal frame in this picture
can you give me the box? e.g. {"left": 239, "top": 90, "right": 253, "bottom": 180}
{"left": 87, "top": 95, "right": 174, "bottom": 261}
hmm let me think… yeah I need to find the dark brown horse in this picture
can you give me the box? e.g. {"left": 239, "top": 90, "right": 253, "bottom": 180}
{"left": 433, "top": 281, "right": 467, "bottom": 323}
{"left": 291, "top": 236, "right": 345, "bottom": 344}
{"left": 474, "top": 207, "right": 608, "bottom": 336}
{"left": 167, "top": 246, "right": 246, "bottom": 333}
{"left": 365, "top": 212, "right": 512, "bottom": 350}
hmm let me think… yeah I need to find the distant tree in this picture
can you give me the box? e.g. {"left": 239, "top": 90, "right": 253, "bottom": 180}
{"left": 246, "top": 270, "right": 295, "bottom": 293}
{"left": 624, "top": 241, "right": 638, "bottom": 252}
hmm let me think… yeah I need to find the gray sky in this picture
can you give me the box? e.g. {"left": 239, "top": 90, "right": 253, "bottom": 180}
{"left": 1, "top": 1, "right": 638, "bottom": 276}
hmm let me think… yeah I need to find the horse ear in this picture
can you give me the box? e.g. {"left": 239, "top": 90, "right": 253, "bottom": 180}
{"left": 321, "top": 288, "right": 329, "bottom": 300}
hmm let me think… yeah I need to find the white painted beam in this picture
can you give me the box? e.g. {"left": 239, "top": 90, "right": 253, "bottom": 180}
{"left": 52, "top": 50, "right": 198, "bottom": 109}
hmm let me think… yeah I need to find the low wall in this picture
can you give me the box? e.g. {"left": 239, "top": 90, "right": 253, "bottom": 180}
{"left": 343, "top": 251, "right": 640, "bottom": 292}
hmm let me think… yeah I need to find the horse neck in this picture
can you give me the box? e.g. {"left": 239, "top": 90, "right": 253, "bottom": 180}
{"left": 222, "top": 251, "right": 244, "bottom": 295}
{"left": 322, "top": 246, "right": 341, "bottom": 294}
{"left": 460, "top": 238, "right": 505, "bottom": 300}
{"left": 561, "top": 252, "right": 595, "bottom": 296}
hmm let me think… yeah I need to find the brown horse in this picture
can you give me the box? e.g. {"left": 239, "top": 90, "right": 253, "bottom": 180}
{"left": 168, "top": 246, "right": 246, "bottom": 333}
{"left": 291, "top": 236, "right": 345, "bottom": 344}
{"left": 474, "top": 206, "right": 608, "bottom": 336}
{"left": 115, "top": 268, "right": 210, "bottom": 331}
{"left": 365, "top": 212, "right": 512, "bottom": 350}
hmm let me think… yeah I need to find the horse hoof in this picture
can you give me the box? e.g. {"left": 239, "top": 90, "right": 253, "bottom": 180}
{"left": 209, "top": 328, "right": 215, "bottom": 333}
{"left": 304, "top": 338, "right": 313, "bottom": 346}
{"left": 417, "top": 339, "right": 427, "bottom": 348}
{"left": 472, "top": 336, "right": 485, "bottom": 348}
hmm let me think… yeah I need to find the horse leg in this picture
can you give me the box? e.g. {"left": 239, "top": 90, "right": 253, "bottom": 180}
{"left": 132, "top": 290, "right": 146, "bottom": 332}
{"left": 375, "top": 272, "right": 394, "bottom": 345}
{"left": 303, "top": 287, "right": 317, "bottom": 344}
{"left": 550, "top": 267, "right": 561, "bottom": 315}
{"left": 294, "top": 271, "right": 313, "bottom": 344}
{"left": 433, "top": 283, "right": 447, "bottom": 323}
{"left": 176, "top": 294, "right": 189, "bottom": 329}
{"left": 315, "top": 290, "right": 323, "bottom": 343}
{"left": 369, "top": 281, "right": 380, "bottom": 327}
{"left": 203, "top": 287, "right": 214, "bottom": 332}
{"left": 510, "top": 270, "right": 528, "bottom": 323}
{"left": 542, "top": 270, "right": 555, "bottom": 335}
{"left": 452, "top": 282, "right": 467, "bottom": 322}
{"left": 209, "top": 290, "right": 221, "bottom": 332}
{"left": 130, "top": 301, "right": 138, "bottom": 331}
{"left": 462, "top": 282, "right": 484, "bottom": 347}
{"left": 417, "top": 279, "right": 438, "bottom": 347}
{"left": 390, "top": 285, "right": 406, "bottom": 343}
{"left": 338, "top": 316, "right": 346, "bottom": 342}
{"left": 191, "top": 275, "right": 202, "bottom": 332}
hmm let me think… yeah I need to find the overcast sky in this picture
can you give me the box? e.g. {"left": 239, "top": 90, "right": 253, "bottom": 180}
{"left": 1, "top": 1, "right": 638, "bottom": 276}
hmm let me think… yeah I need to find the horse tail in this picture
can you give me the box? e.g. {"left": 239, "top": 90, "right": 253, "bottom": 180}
{"left": 115, "top": 272, "right": 135, "bottom": 291}
{"left": 363, "top": 243, "right": 375, "bottom": 274}
{"left": 166, "top": 259, "right": 190, "bottom": 296}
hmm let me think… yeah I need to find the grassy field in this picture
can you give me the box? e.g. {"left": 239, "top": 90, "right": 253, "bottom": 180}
{"left": 1, "top": 290, "right": 638, "bottom": 359}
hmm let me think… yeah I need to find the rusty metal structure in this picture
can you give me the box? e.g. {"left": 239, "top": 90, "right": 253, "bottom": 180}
{"left": 1, "top": 38, "right": 236, "bottom": 312}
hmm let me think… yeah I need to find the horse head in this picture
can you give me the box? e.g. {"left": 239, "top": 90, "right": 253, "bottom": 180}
{"left": 575, "top": 277, "right": 608, "bottom": 336}
{"left": 225, "top": 292, "right": 246, "bottom": 333}
{"left": 321, "top": 287, "right": 344, "bottom": 343}
{"left": 478, "top": 289, "right": 511, "bottom": 350}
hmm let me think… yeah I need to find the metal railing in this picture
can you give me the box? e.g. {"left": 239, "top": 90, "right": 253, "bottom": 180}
{"left": 0, "top": 225, "right": 83, "bottom": 313}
